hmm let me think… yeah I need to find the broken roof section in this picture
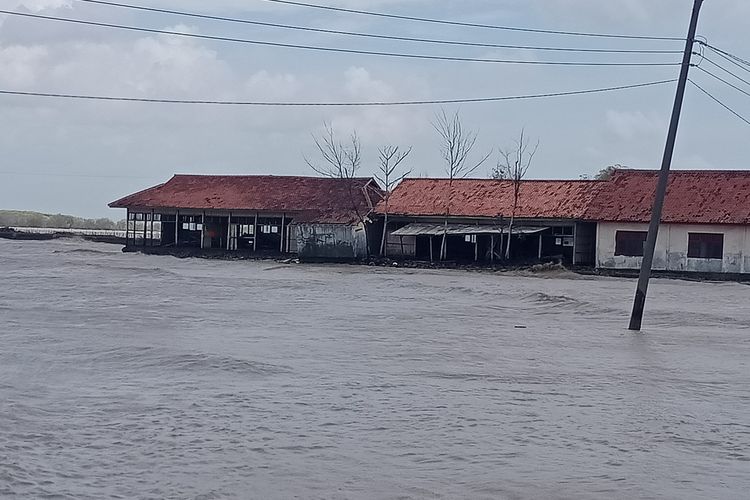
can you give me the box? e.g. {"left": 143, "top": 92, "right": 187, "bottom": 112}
{"left": 109, "top": 174, "right": 383, "bottom": 224}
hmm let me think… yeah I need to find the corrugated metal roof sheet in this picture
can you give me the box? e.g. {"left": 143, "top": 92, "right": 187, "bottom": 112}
{"left": 109, "top": 175, "right": 382, "bottom": 224}
{"left": 391, "top": 223, "right": 548, "bottom": 236}
{"left": 380, "top": 178, "right": 602, "bottom": 220}
{"left": 585, "top": 169, "right": 750, "bottom": 224}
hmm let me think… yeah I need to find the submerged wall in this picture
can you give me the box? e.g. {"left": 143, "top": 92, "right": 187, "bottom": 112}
{"left": 293, "top": 223, "right": 368, "bottom": 260}
{"left": 596, "top": 222, "right": 749, "bottom": 274}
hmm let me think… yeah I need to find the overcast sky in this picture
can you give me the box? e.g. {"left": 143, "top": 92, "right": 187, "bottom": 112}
{"left": 1, "top": 0, "right": 749, "bottom": 218}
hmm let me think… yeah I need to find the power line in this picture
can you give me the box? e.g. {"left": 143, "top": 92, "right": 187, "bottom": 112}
{"left": 261, "top": 0, "right": 685, "bottom": 41}
{"left": 693, "top": 65, "right": 750, "bottom": 99}
{"left": 701, "top": 43, "right": 750, "bottom": 75}
{"left": 0, "top": 79, "right": 677, "bottom": 106}
{"left": 75, "top": 0, "right": 681, "bottom": 55}
{"left": 702, "top": 57, "right": 750, "bottom": 89}
{"left": 689, "top": 79, "right": 750, "bottom": 127}
{"left": 0, "top": 10, "right": 681, "bottom": 67}
{"left": 701, "top": 42, "right": 750, "bottom": 69}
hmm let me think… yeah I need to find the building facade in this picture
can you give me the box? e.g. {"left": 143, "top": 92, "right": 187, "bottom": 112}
{"left": 589, "top": 169, "right": 750, "bottom": 275}
{"left": 109, "top": 175, "right": 382, "bottom": 260}
{"left": 375, "top": 178, "right": 601, "bottom": 265}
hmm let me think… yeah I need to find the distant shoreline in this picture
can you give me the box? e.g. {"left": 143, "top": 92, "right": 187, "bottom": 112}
{"left": 0, "top": 227, "right": 125, "bottom": 244}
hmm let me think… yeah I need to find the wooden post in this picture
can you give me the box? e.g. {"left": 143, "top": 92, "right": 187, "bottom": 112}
{"left": 253, "top": 212, "right": 258, "bottom": 252}
{"left": 200, "top": 211, "right": 206, "bottom": 249}
{"left": 125, "top": 209, "right": 130, "bottom": 247}
{"left": 572, "top": 224, "right": 577, "bottom": 265}
{"left": 227, "top": 212, "right": 232, "bottom": 250}
{"left": 399, "top": 235, "right": 404, "bottom": 255}
{"left": 142, "top": 212, "right": 147, "bottom": 247}
{"left": 474, "top": 235, "right": 478, "bottom": 261}
{"left": 429, "top": 235, "right": 434, "bottom": 262}
{"left": 150, "top": 209, "right": 154, "bottom": 247}
{"left": 174, "top": 210, "right": 179, "bottom": 247}
{"left": 490, "top": 234, "right": 495, "bottom": 263}
{"left": 280, "top": 213, "right": 285, "bottom": 253}
{"left": 538, "top": 232, "right": 543, "bottom": 259}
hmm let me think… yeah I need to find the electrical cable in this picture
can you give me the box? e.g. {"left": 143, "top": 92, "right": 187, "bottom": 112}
{"left": 0, "top": 10, "right": 682, "bottom": 67}
{"left": 702, "top": 57, "right": 750, "bottom": 89}
{"left": 689, "top": 79, "right": 750, "bottom": 127}
{"left": 701, "top": 42, "right": 750, "bottom": 69}
{"left": 702, "top": 44, "right": 750, "bottom": 75}
{"left": 693, "top": 65, "right": 750, "bottom": 99}
{"left": 260, "top": 0, "right": 685, "bottom": 41}
{"left": 74, "top": 0, "right": 682, "bottom": 55}
{"left": 0, "top": 79, "right": 677, "bottom": 106}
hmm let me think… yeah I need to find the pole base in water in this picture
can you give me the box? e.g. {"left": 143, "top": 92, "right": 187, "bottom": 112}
{"left": 629, "top": 289, "right": 646, "bottom": 331}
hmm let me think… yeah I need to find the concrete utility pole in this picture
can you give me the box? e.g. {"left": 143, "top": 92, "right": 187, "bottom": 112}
{"left": 629, "top": 0, "right": 705, "bottom": 331}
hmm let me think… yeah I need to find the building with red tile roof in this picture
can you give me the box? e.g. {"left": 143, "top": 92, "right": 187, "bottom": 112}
{"left": 109, "top": 169, "right": 750, "bottom": 273}
{"left": 376, "top": 169, "right": 750, "bottom": 273}
{"left": 588, "top": 169, "right": 750, "bottom": 275}
{"left": 109, "top": 174, "right": 382, "bottom": 259}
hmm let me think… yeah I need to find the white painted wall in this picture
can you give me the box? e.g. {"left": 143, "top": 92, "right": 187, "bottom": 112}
{"left": 596, "top": 222, "right": 749, "bottom": 274}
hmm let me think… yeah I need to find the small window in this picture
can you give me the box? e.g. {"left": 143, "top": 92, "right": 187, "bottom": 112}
{"left": 182, "top": 223, "right": 189, "bottom": 230}
{"left": 553, "top": 226, "right": 574, "bottom": 236}
{"left": 688, "top": 233, "right": 723, "bottom": 259}
{"left": 615, "top": 231, "right": 648, "bottom": 257}
{"left": 464, "top": 234, "right": 476, "bottom": 243}
{"left": 271, "top": 226, "right": 279, "bottom": 234}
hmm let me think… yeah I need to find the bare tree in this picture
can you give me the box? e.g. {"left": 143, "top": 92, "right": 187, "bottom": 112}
{"left": 305, "top": 122, "right": 361, "bottom": 180}
{"left": 305, "top": 122, "right": 379, "bottom": 256}
{"left": 374, "top": 145, "right": 412, "bottom": 257}
{"left": 497, "top": 129, "right": 539, "bottom": 260}
{"left": 432, "top": 109, "right": 491, "bottom": 260}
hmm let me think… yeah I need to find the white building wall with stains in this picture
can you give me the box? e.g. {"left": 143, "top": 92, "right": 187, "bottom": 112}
{"left": 292, "top": 222, "right": 368, "bottom": 260}
{"left": 596, "top": 222, "right": 749, "bottom": 274}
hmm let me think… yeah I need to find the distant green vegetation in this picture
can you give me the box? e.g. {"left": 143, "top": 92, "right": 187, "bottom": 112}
{"left": 0, "top": 210, "right": 125, "bottom": 230}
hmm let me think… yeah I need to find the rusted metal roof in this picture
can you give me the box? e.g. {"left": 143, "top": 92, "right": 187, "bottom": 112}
{"left": 585, "top": 169, "right": 750, "bottom": 224}
{"left": 380, "top": 178, "right": 602, "bottom": 220}
{"left": 109, "top": 175, "right": 382, "bottom": 224}
{"left": 391, "top": 223, "right": 548, "bottom": 236}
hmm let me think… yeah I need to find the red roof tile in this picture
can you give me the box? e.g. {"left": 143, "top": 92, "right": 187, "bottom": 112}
{"left": 585, "top": 169, "right": 750, "bottom": 224}
{"left": 109, "top": 175, "right": 382, "bottom": 224}
{"left": 380, "top": 178, "right": 602, "bottom": 220}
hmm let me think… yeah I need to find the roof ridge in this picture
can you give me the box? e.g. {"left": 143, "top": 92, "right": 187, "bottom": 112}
{"left": 171, "top": 173, "right": 376, "bottom": 181}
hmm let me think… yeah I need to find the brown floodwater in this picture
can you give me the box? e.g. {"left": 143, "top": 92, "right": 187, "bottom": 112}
{"left": 1, "top": 238, "right": 749, "bottom": 499}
